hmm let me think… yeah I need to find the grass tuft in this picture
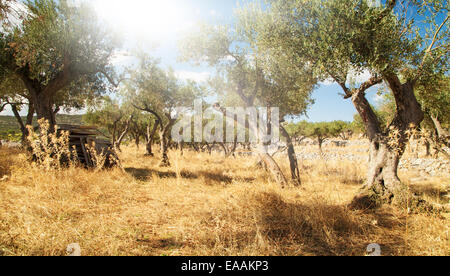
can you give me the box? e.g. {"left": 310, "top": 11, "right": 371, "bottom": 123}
{"left": 0, "top": 144, "right": 448, "bottom": 256}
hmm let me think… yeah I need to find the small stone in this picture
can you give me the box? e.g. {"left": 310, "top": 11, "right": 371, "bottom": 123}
{"left": 66, "top": 243, "right": 81, "bottom": 256}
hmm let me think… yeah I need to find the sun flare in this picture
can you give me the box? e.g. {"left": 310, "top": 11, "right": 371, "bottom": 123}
{"left": 93, "top": 0, "right": 189, "bottom": 40}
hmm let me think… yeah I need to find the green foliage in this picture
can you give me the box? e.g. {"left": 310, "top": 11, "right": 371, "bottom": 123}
{"left": 243, "top": 0, "right": 448, "bottom": 137}
{"left": 179, "top": 19, "right": 318, "bottom": 118}
{"left": 286, "top": 120, "right": 353, "bottom": 142}
{"left": 7, "top": 0, "right": 118, "bottom": 83}
{"left": 247, "top": 0, "right": 414, "bottom": 83}
{"left": 82, "top": 96, "right": 125, "bottom": 138}
{"left": 124, "top": 53, "right": 201, "bottom": 123}
{"left": 0, "top": 114, "right": 82, "bottom": 140}
{"left": 0, "top": 0, "right": 120, "bottom": 119}
{"left": 416, "top": 74, "right": 449, "bottom": 124}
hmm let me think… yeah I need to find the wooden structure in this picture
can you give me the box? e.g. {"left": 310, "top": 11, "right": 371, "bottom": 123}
{"left": 57, "top": 125, "right": 119, "bottom": 168}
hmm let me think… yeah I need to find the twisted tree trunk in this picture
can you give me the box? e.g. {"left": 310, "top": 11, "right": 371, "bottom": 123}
{"left": 159, "top": 119, "right": 176, "bottom": 167}
{"left": 178, "top": 141, "right": 184, "bottom": 156}
{"left": 19, "top": 67, "right": 77, "bottom": 133}
{"left": 430, "top": 115, "right": 450, "bottom": 154}
{"left": 280, "top": 125, "right": 301, "bottom": 186}
{"left": 114, "top": 116, "right": 133, "bottom": 151}
{"left": 145, "top": 120, "right": 159, "bottom": 156}
{"left": 9, "top": 99, "right": 34, "bottom": 143}
{"left": 350, "top": 76, "right": 427, "bottom": 210}
{"left": 32, "top": 92, "right": 56, "bottom": 130}
{"left": 213, "top": 103, "right": 288, "bottom": 187}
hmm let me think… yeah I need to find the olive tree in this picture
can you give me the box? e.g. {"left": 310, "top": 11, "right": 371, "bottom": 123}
{"left": 0, "top": 0, "right": 120, "bottom": 132}
{"left": 179, "top": 19, "right": 318, "bottom": 186}
{"left": 245, "top": 0, "right": 448, "bottom": 209}
{"left": 83, "top": 96, "right": 133, "bottom": 151}
{"left": 125, "top": 54, "right": 200, "bottom": 167}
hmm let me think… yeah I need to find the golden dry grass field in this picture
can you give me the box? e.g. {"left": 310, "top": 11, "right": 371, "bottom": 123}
{"left": 0, "top": 143, "right": 448, "bottom": 256}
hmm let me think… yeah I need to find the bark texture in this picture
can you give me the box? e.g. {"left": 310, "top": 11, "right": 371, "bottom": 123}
{"left": 145, "top": 121, "right": 159, "bottom": 156}
{"left": 114, "top": 116, "right": 133, "bottom": 151}
{"left": 280, "top": 125, "right": 301, "bottom": 186}
{"left": 158, "top": 119, "right": 176, "bottom": 167}
{"left": 348, "top": 74, "right": 430, "bottom": 211}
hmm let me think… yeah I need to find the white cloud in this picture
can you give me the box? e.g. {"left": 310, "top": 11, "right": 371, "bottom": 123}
{"left": 347, "top": 69, "right": 373, "bottom": 84}
{"left": 222, "top": 55, "right": 236, "bottom": 62}
{"left": 320, "top": 69, "right": 374, "bottom": 86}
{"left": 176, "top": 71, "right": 211, "bottom": 83}
{"left": 209, "top": 10, "right": 217, "bottom": 17}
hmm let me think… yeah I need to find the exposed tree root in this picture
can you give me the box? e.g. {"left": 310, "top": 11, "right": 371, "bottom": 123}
{"left": 349, "top": 182, "right": 443, "bottom": 214}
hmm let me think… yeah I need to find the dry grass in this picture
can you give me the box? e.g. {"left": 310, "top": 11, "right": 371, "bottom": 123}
{"left": 0, "top": 145, "right": 448, "bottom": 256}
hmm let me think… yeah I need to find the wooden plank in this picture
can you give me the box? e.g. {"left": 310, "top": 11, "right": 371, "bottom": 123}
{"left": 79, "top": 137, "right": 93, "bottom": 168}
{"left": 58, "top": 124, "right": 98, "bottom": 130}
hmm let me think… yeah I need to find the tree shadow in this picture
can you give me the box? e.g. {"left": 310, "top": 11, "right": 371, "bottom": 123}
{"left": 136, "top": 237, "right": 183, "bottom": 250}
{"left": 341, "top": 177, "right": 365, "bottom": 186}
{"left": 229, "top": 192, "right": 406, "bottom": 256}
{"left": 125, "top": 168, "right": 196, "bottom": 181}
{"left": 411, "top": 184, "right": 449, "bottom": 204}
{"left": 125, "top": 167, "right": 254, "bottom": 185}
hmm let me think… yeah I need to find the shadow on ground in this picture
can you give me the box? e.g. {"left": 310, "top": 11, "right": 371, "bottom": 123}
{"left": 197, "top": 191, "right": 407, "bottom": 256}
{"left": 412, "top": 184, "right": 449, "bottom": 204}
{"left": 254, "top": 193, "right": 405, "bottom": 255}
{"left": 125, "top": 167, "right": 254, "bottom": 184}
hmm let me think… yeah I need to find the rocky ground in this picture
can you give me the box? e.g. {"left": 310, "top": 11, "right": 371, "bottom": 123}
{"left": 398, "top": 157, "right": 449, "bottom": 177}
{"left": 295, "top": 139, "right": 449, "bottom": 177}
{"left": 2, "top": 137, "right": 449, "bottom": 177}
{"left": 0, "top": 140, "right": 22, "bottom": 148}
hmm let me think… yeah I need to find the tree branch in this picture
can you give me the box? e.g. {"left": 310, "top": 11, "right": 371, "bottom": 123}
{"left": 355, "top": 75, "right": 384, "bottom": 95}
{"left": 326, "top": 70, "right": 351, "bottom": 98}
{"left": 425, "top": 15, "right": 449, "bottom": 56}
{"left": 132, "top": 103, "right": 164, "bottom": 129}
{"left": 42, "top": 57, "right": 78, "bottom": 97}
{"left": 378, "top": 0, "right": 397, "bottom": 22}
{"left": 0, "top": 103, "right": 7, "bottom": 113}
{"left": 99, "top": 70, "right": 126, "bottom": 88}
{"left": 415, "top": 14, "right": 449, "bottom": 80}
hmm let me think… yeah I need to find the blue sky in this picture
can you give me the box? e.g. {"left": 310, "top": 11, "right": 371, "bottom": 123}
{"left": 91, "top": 0, "right": 446, "bottom": 123}
{"left": 3, "top": 0, "right": 384, "bottom": 122}
{"left": 101, "top": 0, "right": 372, "bottom": 123}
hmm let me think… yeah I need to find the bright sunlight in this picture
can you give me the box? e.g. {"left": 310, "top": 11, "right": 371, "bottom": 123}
{"left": 93, "top": 0, "right": 190, "bottom": 40}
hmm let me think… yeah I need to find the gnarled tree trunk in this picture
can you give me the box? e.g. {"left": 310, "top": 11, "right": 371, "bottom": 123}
{"left": 33, "top": 92, "right": 56, "bottom": 130}
{"left": 258, "top": 152, "right": 288, "bottom": 186}
{"left": 280, "top": 125, "right": 301, "bottom": 186}
{"left": 114, "top": 116, "right": 133, "bottom": 152}
{"left": 159, "top": 119, "right": 176, "bottom": 167}
{"left": 430, "top": 115, "right": 449, "bottom": 155}
{"left": 430, "top": 114, "right": 449, "bottom": 141}
{"left": 350, "top": 76, "right": 427, "bottom": 210}
{"left": 213, "top": 103, "right": 288, "bottom": 187}
{"left": 134, "top": 134, "right": 140, "bottom": 149}
{"left": 19, "top": 71, "right": 75, "bottom": 133}
{"left": 145, "top": 120, "right": 159, "bottom": 156}
{"left": 9, "top": 98, "right": 34, "bottom": 143}
{"left": 178, "top": 141, "right": 184, "bottom": 156}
